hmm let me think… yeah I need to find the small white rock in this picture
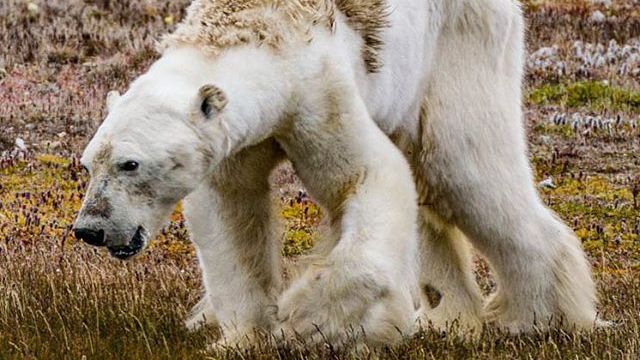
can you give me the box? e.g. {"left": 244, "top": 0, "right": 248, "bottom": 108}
{"left": 538, "top": 177, "right": 556, "bottom": 189}
{"left": 15, "top": 138, "right": 27, "bottom": 151}
{"left": 26, "top": 2, "right": 39, "bottom": 14}
{"left": 540, "top": 135, "right": 552, "bottom": 145}
{"left": 590, "top": 10, "right": 606, "bottom": 23}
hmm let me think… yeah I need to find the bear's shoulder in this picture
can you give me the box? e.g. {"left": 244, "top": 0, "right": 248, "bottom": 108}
{"left": 159, "top": 0, "right": 388, "bottom": 73}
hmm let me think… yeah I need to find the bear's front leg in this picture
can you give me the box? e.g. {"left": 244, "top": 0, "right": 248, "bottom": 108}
{"left": 183, "top": 140, "right": 284, "bottom": 346}
{"left": 276, "top": 247, "right": 417, "bottom": 346}
{"left": 274, "top": 79, "right": 420, "bottom": 347}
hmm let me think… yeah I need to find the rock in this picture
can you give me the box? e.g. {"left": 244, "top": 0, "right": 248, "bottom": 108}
{"left": 590, "top": 10, "right": 606, "bottom": 23}
{"left": 15, "top": 138, "right": 27, "bottom": 151}
{"left": 540, "top": 135, "right": 552, "bottom": 145}
{"left": 538, "top": 177, "right": 556, "bottom": 189}
{"left": 26, "top": 2, "right": 39, "bottom": 15}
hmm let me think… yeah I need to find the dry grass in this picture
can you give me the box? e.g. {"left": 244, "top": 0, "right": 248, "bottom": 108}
{"left": 1, "top": 0, "right": 640, "bottom": 358}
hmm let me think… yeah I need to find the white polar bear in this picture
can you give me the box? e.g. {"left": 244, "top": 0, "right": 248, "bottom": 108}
{"left": 73, "top": 0, "right": 599, "bottom": 348}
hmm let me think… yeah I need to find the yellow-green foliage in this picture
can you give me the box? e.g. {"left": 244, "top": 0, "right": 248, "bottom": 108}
{"left": 533, "top": 122, "right": 576, "bottom": 138}
{"left": 281, "top": 199, "right": 321, "bottom": 256}
{"left": 0, "top": 154, "right": 81, "bottom": 241}
{"left": 544, "top": 176, "right": 640, "bottom": 264}
{"left": 528, "top": 81, "right": 640, "bottom": 112}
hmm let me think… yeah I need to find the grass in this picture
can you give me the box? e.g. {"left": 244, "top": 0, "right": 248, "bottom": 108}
{"left": 528, "top": 81, "right": 640, "bottom": 112}
{"left": 1, "top": 0, "right": 640, "bottom": 358}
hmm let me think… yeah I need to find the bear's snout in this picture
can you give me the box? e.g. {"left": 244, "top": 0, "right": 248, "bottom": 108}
{"left": 74, "top": 228, "right": 106, "bottom": 247}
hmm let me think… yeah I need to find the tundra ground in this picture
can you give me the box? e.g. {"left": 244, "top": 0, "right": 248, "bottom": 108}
{"left": 1, "top": 0, "right": 639, "bottom": 358}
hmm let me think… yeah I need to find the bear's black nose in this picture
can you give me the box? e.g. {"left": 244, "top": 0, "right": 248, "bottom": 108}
{"left": 74, "top": 228, "right": 106, "bottom": 247}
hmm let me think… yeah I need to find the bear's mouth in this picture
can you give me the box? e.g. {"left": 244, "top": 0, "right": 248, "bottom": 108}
{"left": 107, "top": 226, "right": 147, "bottom": 260}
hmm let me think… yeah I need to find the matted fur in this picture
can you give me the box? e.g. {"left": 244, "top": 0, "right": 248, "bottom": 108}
{"left": 334, "top": 0, "right": 388, "bottom": 72}
{"left": 159, "top": 0, "right": 388, "bottom": 73}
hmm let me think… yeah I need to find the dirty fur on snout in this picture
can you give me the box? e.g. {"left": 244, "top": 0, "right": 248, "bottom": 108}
{"left": 159, "top": 0, "right": 389, "bottom": 73}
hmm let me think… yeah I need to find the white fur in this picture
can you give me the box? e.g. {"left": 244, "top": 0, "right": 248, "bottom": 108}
{"left": 78, "top": 0, "right": 599, "bottom": 348}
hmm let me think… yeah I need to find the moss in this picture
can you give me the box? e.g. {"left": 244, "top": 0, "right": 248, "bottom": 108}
{"left": 36, "top": 154, "right": 70, "bottom": 166}
{"left": 528, "top": 81, "right": 640, "bottom": 112}
{"left": 0, "top": 155, "right": 82, "bottom": 241}
{"left": 281, "top": 199, "right": 321, "bottom": 256}
{"left": 529, "top": 83, "right": 566, "bottom": 105}
{"left": 283, "top": 229, "right": 316, "bottom": 256}
{"left": 547, "top": 176, "right": 639, "bottom": 255}
{"left": 554, "top": 177, "right": 633, "bottom": 200}
{"left": 534, "top": 122, "right": 576, "bottom": 138}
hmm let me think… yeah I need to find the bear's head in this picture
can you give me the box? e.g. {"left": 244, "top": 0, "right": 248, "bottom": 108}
{"left": 73, "top": 79, "right": 229, "bottom": 260}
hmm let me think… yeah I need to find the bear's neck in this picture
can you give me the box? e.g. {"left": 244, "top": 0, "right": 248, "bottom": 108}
{"left": 146, "top": 46, "right": 297, "bottom": 152}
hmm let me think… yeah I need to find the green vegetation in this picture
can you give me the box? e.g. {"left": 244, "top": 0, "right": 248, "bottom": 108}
{"left": 547, "top": 177, "right": 640, "bottom": 253}
{"left": 282, "top": 200, "right": 321, "bottom": 256}
{"left": 528, "top": 81, "right": 640, "bottom": 112}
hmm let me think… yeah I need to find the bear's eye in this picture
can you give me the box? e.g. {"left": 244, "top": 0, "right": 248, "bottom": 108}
{"left": 119, "top": 161, "right": 140, "bottom": 172}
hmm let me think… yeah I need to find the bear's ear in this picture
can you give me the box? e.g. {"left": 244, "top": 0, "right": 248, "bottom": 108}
{"left": 106, "top": 90, "right": 121, "bottom": 113}
{"left": 197, "top": 84, "right": 228, "bottom": 119}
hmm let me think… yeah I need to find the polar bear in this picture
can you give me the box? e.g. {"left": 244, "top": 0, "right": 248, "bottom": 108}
{"left": 73, "top": 0, "right": 599, "bottom": 347}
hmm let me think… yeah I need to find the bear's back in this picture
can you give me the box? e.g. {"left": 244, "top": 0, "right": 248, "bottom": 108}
{"left": 159, "top": 0, "right": 388, "bottom": 73}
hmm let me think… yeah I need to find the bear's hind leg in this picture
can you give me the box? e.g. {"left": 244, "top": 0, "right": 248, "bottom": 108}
{"left": 394, "top": 134, "right": 484, "bottom": 334}
{"left": 437, "top": 174, "right": 598, "bottom": 332}
{"left": 417, "top": 0, "right": 597, "bottom": 332}
{"left": 421, "top": 106, "right": 598, "bottom": 332}
{"left": 416, "top": 209, "right": 483, "bottom": 334}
